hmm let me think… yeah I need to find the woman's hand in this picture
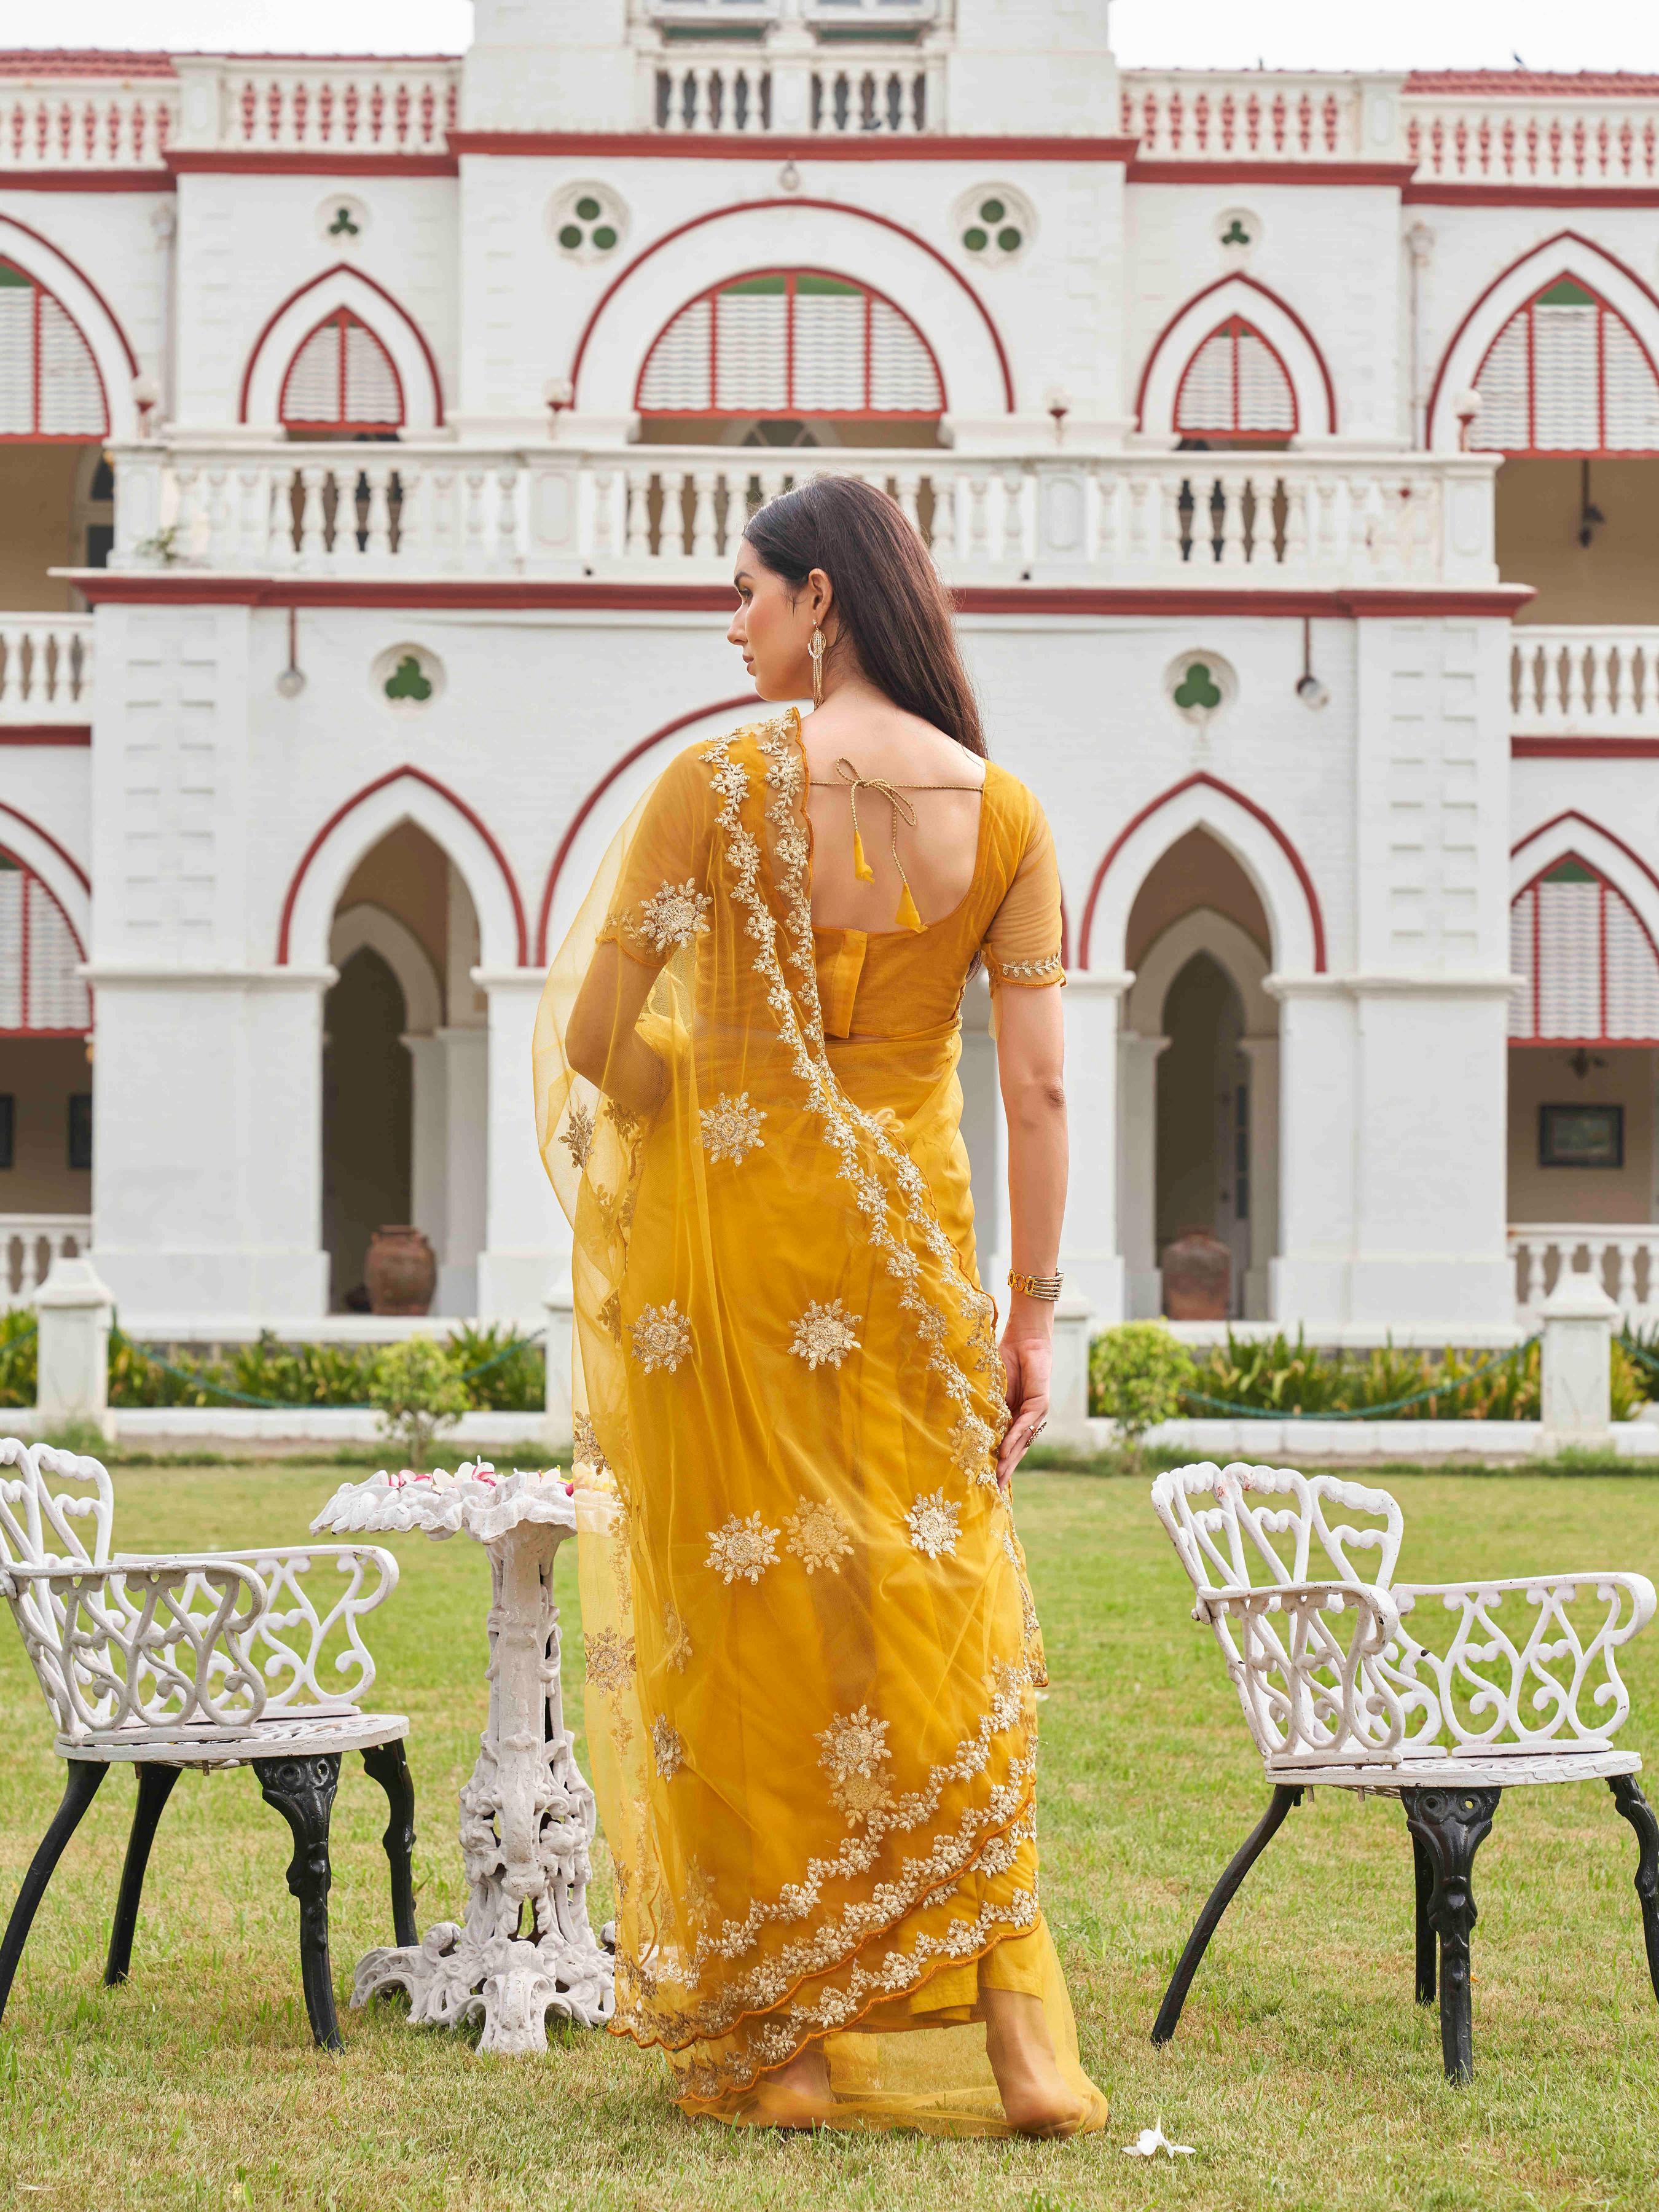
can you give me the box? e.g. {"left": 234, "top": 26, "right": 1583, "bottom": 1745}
{"left": 997, "top": 1320, "right": 1052, "bottom": 1491}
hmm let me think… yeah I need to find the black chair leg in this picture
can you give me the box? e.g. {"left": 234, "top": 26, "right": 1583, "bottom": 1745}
{"left": 1608, "top": 1773, "right": 1659, "bottom": 2006}
{"left": 0, "top": 1760, "right": 106, "bottom": 2026}
{"left": 359, "top": 1740, "right": 418, "bottom": 1950}
{"left": 104, "top": 1764, "right": 182, "bottom": 1986}
{"left": 1151, "top": 1783, "right": 1303, "bottom": 2046}
{"left": 1413, "top": 1829, "right": 1437, "bottom": 2003}
{"left": 1402, "top": 1786, "right": 1501, "bottom": 2086}
{"left": 254, "top": 1753, "right": 343, "bottom": 2052}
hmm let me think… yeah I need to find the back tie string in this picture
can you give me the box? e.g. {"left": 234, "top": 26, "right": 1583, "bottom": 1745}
{"left": 810, "top": 756, "right": 973, "bottom": 935}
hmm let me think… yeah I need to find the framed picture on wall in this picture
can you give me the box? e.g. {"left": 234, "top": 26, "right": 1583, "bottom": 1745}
{"left": 1539, "top": 1102, "right": 1624, "bottom": 1168}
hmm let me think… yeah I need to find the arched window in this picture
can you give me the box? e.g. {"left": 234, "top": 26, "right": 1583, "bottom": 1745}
{"left": 1174, "top": 316, "right": 1297, "bottom": 444}
{"left": 636, "top": 271, "right": 944, "bottom": 422}
{"left": 278, "top": 308, "right": 404, "bottom": 434}
{"left": 1510, "top": 854, "right": 1659, "bottom": 1044}
{"left": 0, "top": 854, "right": 90, "bottom": 1035}
{"left": 0, "top": 261, "right": 107, "bottom": 439}
{"left": 1473, "top": 276, "right": 1659, "bottom": 455}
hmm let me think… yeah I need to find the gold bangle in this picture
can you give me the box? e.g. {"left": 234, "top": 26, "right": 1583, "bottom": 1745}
{"left": 1006, "top": 1269, "right": 1063, "bottom": 1301}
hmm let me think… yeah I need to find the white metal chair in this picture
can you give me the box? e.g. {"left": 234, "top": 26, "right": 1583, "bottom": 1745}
{"left": 1151, "top": 1459, "right": 1659, "bottom": 2082}
{"left": 0, "top": 1437, "right": 415, "bottom": 2049}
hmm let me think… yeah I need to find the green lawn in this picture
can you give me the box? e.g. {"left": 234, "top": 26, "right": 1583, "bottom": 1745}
{"left": 2, "top": 1465, "right": 1659, "bottom": 2211}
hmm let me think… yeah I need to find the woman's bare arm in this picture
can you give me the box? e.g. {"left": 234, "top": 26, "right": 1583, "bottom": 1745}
{"left": 565, "top": 942, "right": 669, "bottom": 1118}
{"left": 992, "top": 980, "right": 1068, "bottom": 1488}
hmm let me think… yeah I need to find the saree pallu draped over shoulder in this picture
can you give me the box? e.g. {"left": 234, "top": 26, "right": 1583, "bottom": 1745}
{"left": 533, "top": 710, "right": 1107, "bottom": 2133}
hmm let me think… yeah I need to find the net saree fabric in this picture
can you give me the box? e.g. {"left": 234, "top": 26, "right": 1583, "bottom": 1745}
{"left": 533, "top": 707, "right": 1107, "bottom": 2133}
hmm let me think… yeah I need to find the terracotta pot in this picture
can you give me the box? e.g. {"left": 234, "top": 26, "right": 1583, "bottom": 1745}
{"left": 1161, "top": 1228, "right": 1231, "bottom": 1322}
{"left": 365, "top": 1225, "right": 437, "bottom": 1317}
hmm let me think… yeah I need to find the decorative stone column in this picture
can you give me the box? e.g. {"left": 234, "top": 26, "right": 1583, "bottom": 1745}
{"left": 34, "top": 1253, "right": 116, "bottom": 1439}
{"left": 1047, "top": 1292, "right": 1096, "bottom": 1449}
{"left": 1061, "top": 970, "right": 1130, "bottom": 1322}
{"left": 542, "top": 1278, "right": 574, "bottom": 1448}
{"left": 1540, "top": 1268, "right": 1617, "bottom": 1451}
{"left": 1239, "top": 1032, "right": 1281, "bottom": 1321}
{"left": 1118, "top": 1028, "right": 1169, "bottom": 1319}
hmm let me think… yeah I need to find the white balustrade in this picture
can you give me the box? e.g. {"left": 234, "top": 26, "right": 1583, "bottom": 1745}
{"left": 111, "top": 441, "right": 1496, "bottom": 588}
{"left": 650, "top": 48, "right": 936, "bottom": 133}
{"left": 0, "top": 1220, "right": 90, "bottom": 1309}
{"left": 654, "top": 61, "right": 772, "bottom": 133}
{"left": 1121, "top": 73, "right": 1367, "bottom": 160}
{"left": 1406, "top": 96, "right": 1659, "bottom": 186}
{"left": 193, "top": 61, "right": 458, "bottom": 155}
{"left": 0, "top": 77, "right": 176, "bottom": 170}
{"left": 1510, "top": 1224, "right": 1659, "bottom": 1327}
{"left": 0, "top": 620, "right": 94, "bottom": 724}
{"left": 1512, "top": 627, "right": 1659, "bottom": 737}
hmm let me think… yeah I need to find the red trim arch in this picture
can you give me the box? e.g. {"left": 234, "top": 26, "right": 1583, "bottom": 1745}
{"left": 1172, "top": 315, "right": 1299, "bottom": 442}
{"left": 238, "top": 262, "right": 445, "bottom": 426}
{"left": 1511, "top": 847, "right": 1659, "bottom": 1045}
{"left": 278, "top": 305, "right": 406, "bottom": 433}
{"left": 535, "top": 695, "right": 759, "bottom": 963}
{"left": 1079, "top": 771, "right": 1327, "bottom": 971}
{"left": 568, "top": 198, "right": 1015, "bottom": 414}
{"left": 1512, "top": 807, "right": 1659, "bottom": 903}
{"left": 276, "top": 766, "right": 526, "bottom": 965}
{"left": 0, "top": 845, "right": 90, "bottom": 1035}
{"left": 1135, "top": 273, "right": 1338, "bottom": 436}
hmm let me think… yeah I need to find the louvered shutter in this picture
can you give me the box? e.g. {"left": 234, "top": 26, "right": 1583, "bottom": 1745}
{"left": 0, "top": 861, "right": 90, "bottom": 1034}
{"left": 1475, "top": 276, "right": 1659, "bottom": 454}
{"left": 280, "top": 309, "right": 403, "bottom": 431}
{"left": 1174, "top": 316, "right": 1296, "bottom": 439}
{"left": 0, "top": 262, "right": 107, "bottom": 439}
{"left": 1511, "top": 857, "right": 1659, "bottom": 1043}
{"left": 637, "top": 272, "right": 943, "bottom": 417}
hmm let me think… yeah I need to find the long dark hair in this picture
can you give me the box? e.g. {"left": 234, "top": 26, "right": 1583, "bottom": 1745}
{"left": 743, "top": 476, "right": 987, "bottom": 758}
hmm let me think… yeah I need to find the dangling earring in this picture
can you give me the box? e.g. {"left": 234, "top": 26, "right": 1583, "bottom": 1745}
{"left": 809, "top": 624, "right": 826, "bottom": 708}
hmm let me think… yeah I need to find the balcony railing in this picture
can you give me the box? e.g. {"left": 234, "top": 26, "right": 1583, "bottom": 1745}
{"left": 0, "top": 1218, "right": 88, "bottom": 1307}
{"left": 1, "top": 76, "right": 176, "bottom": 171}
{"left": 1121, "top": 74, "right": 1368, "bottom": 161}
{"left": 1406, "top": 95, "right": 1659, "bottom": 186}
{"left": 1512, "top": 627, "right": 1659, "bottom": 739}
{"left": 1512, "top": 1225, "right": 1659, "bottom": 1327}
{"left": 111, "top": 441, "right": 1497, "bottom": 588}
{"left": 174, "top": 57, "right": 458, "bottom": 157}
{"left": 648, "top": 49, "right": 941, "bottom": 133}
{"left": 0, "top": 618, "right": 95, "bottom": 724}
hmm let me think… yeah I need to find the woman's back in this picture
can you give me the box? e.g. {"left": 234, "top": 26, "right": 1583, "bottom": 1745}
{"left": 801, "top": 702, "right": 987, "bottom": 937}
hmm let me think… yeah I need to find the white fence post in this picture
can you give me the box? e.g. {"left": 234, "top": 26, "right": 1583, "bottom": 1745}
{"left": 542, "top": 1277, "right": 575, "bottom": 1453}
{"left": 1048, "top": 1295, "right": 1096, "bottom": 1451}
{"left": 1540, "top": 1267, "right": 1617, "bottom": 1450}
{"left": 34, "top": 1254, "right": 116, "bottom": 1439}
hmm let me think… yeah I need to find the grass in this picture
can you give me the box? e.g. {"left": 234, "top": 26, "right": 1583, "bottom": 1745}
{"left": 2, "top": 1465, "right": 1659, "bottom": 2210}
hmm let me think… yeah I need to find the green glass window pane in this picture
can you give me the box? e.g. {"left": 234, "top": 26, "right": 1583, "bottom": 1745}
{"left": 1537, "top": 276, "right": 1597, "bottom": 307}
{"left": 1543, "top": 857, "right": 1599, "bottom": 883}
{"left": 575, "top": 196, "right": 602, "bottom": 221}
{"left": 979, "top": 198, "right": 1005, "bottom": 222}
{"left": 592, "top": 226, "right": 617, "bottom": 251}
{"left": 997, "top": 227, "right": 1022, "bottom": 253}
{"left": 558, "top": 224, "right": 583, "bottom": 249}
{"left": 723, "top": 274, "right": 789, "bottom": 296}
{"left": 0, "top": 262, "right": 29, "bottom": 288}
{"left": 794, "top": 274, "right": 863, "bottom": 296}
{"left": 0, "top": 852, "right": 18, "bottom": 870}
{"left": 963, "top": 227, "right": 987, "bottom": 252}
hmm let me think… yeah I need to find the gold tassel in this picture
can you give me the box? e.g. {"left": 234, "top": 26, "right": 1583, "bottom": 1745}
{"left": 852, "top": 825, "right": 875, "bottom": 884}
{"left": 894, "top": 879, "right": 924, "bottom": 933}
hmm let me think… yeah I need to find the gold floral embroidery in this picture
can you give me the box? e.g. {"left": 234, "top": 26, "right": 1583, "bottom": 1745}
{"left": 783, "top": 1497, "right": 853, "bottom": 1576}
{"left": 638, "top": 877, "right": 712, "bottom": 953}
{"left": 584, "top": 1627, "right": 635, "bottom": 1697}
{"left": 789, "top": 1297, "right": 861, "bottom": 1371}
{"left": 993, "top": 952, "right": 1064, "bottom": 982}
{"left": 605, "top": 1098, "right": 645, "bottom": 1142}
{"left": 705, "top": 1511, "right": 780, "bottom": 1585}
{"left": 631, "top": 1299, "right": 692, "bottom": 1374}
{"left": 951, "top": 1408, "right": 999, "bottom": 1488}
{"left": 652, "top": 1716, "right": 686, "bottom": 1779}
{"left": 597, "top": 1290, "right": 624, "bottom": 1346}
{"left": 560, "top": 1099, "right": 595, "bottom": 1170}
{"left": 906, "top": 1489, "right": 962, "bottom": 1560}
{"left": 816, "top": 1704, "right": 890, "bottom": 1781}
{"left": 830, "top": 1769, "right": 895, "bottom": 1828}
{"left": 571, "top": 1410, "right": 610, "bottom": 1478}
{"left": 700, "top": 1091, "right": 767, "bottom": 1166}
{"left": 662, "top": 1601, "right": 692, "bottom": 1671}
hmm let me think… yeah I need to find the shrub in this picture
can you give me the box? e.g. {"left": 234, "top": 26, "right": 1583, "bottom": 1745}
{"left": 1088, "top": 1324, "right": 1196, "bottom": 1459}
{"left": 0, "top": 1308, "right": 38, "bottom": 1408}
{"left": 368, "top": 1337, "right": 468, "bottom": 1470}
{"left": 447, "top": 1322, "right": 544, "bottom": 1412}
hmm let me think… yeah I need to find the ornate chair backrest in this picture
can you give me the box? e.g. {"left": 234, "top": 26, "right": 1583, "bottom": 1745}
{"left": 1151, "top": 1459, "right": 1404, "bottom": 1596}
{"left": 1151, "top": 1461, "right": 1414, "bottom": 1767}
{"left": 0, "top": 1437, "right": 113, "bottom": 1574}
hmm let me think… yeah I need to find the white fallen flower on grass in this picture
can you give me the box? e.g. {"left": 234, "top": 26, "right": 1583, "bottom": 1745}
{"left": 1123, "top": 2122, "right": 1196, "bottom": 2159}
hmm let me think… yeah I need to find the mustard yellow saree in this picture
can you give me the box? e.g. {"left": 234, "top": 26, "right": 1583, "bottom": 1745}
{"left": 533, "top": 707, "right": 1106, "bottom": 2133}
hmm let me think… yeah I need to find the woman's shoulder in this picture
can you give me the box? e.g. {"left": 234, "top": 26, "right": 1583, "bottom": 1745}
{"left": 664, "top": 710, "right": 796, "bottom": 782}
{"left": 981, "top": 759, "right": 1052, "bottom": 848}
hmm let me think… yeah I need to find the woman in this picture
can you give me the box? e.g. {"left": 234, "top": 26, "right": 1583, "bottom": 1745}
{"left": 534, "top": 476, "right": 1107, "bottom": 2138}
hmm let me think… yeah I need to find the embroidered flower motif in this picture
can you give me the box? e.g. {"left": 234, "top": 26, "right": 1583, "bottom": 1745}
{"left": 584, "top": 1627, "right": 635, "bottom": 1696}
{"left": 652, "top": 1715, "right": 685, "bottom": 1779}
{"left": 604, "top": 1098, "right": 644, "bottom": 1142}
{"left": 597, "top": 1291, "right": 624, "bottom": 1346}
{"left": 706, "top": 1511, "right": 780, "bottom": 1585}
{"left": 817, "top": 1704, "right": 891, "bottom": 1781}
{"left": 906, "top": 1489, "right": 962, "bottom": 1560}
{"left": 571, "top": 1410, "right": 610, "bottom": 1477}
{"left": 662, "top": 1602, "right": 692, "bottom": 1671}
{"left": 996, "top": 953, "right": 1065, "bottom": 981}
{"left": 560, "top": 1100, "right": 595, "bottom": 1170}
{"left": 631, "top": 1299, "right": 692, "bottom": 1373}
{"left": 783, "top": 1497, "right": 854, "bottom": 1576}
{"left": 790, "top": 1298, "right": 862, "bottom": 1371}
{"left": 830, "top": 1768, "right": 895, "bottom": 1827}
{"left": 951, "top": 1408, "right": 998, "bottom": 1484}
{"left": 700, "top": 1091, "right": 767, "bottom": 1166}
{"left": 638, "top": 877, "right": 712, "bottom": 953}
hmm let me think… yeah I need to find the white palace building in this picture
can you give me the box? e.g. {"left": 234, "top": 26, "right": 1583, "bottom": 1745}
{"left": 1, "top": 3, "right": 1658, "bottom": 1342}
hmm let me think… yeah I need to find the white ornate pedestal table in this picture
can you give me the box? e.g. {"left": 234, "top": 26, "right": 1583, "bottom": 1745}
{"left": 312, "top": 1463, "right": 614, "bottom": 2054}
